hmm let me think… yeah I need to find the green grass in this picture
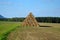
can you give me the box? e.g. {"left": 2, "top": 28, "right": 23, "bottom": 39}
{"left": 0, "top": 21, "right": 21, "bottom": 40}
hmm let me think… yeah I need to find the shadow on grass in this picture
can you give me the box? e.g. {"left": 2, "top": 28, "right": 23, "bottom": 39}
{"left": 39, "top": 25, "right": 52, "bottom": 27}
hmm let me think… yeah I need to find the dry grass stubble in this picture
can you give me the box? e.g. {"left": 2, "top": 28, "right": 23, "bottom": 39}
{"left": 7, "top": 26, "right": 60, "bottom": 40}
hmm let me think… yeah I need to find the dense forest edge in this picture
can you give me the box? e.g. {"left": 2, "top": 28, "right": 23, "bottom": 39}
{"left": 0, "top": 17, "right": 60, "bottom": 23}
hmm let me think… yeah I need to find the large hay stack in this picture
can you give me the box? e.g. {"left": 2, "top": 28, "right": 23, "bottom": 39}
{"left": 22, "top": 12, "right": 39, "bottom": 27}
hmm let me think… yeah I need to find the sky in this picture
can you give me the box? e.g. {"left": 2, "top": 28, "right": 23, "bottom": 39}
{"left": 0, "top": 0, "right": 60, "bottom": 18}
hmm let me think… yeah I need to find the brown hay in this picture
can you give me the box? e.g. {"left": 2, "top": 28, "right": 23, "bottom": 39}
{"left": 22, "top": 12, "right": 39, "bottom": 27}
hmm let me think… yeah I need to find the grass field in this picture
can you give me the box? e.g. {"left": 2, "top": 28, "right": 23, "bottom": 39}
{"left": 0, "top": 21, "right": 60, "bottom": 40}
{"left": 0, "top": 21, "right": 21, "bottom": 40}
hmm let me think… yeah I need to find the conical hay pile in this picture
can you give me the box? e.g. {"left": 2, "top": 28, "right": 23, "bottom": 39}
{"left": 22, "top": 12, "right": 39, "bottom": 27}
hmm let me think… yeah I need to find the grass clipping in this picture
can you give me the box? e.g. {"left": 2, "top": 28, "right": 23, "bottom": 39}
{"left": 7, "top": 26, "right": 60, "bottom": 40}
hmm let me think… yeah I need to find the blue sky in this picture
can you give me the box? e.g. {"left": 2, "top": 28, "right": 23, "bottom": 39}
{"left": 0, "top": 0, "right": 60, "bottom": 18}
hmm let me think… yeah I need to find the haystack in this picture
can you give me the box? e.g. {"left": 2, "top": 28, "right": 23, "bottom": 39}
{"left": 22, "top": 12, "right": 39, "bottom": 27}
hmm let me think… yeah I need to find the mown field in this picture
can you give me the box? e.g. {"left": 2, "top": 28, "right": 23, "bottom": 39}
{"left": 0, "top": 21, "right": 60, "bottom": 40}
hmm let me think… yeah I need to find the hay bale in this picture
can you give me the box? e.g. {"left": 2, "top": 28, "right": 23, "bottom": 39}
{"left": 22, "top": 12, "right": 39, "bottom": 27}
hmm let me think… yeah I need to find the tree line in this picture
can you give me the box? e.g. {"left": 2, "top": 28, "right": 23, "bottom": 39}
{"left": 0, "top": 17, "right": 60, "bottom": 23}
